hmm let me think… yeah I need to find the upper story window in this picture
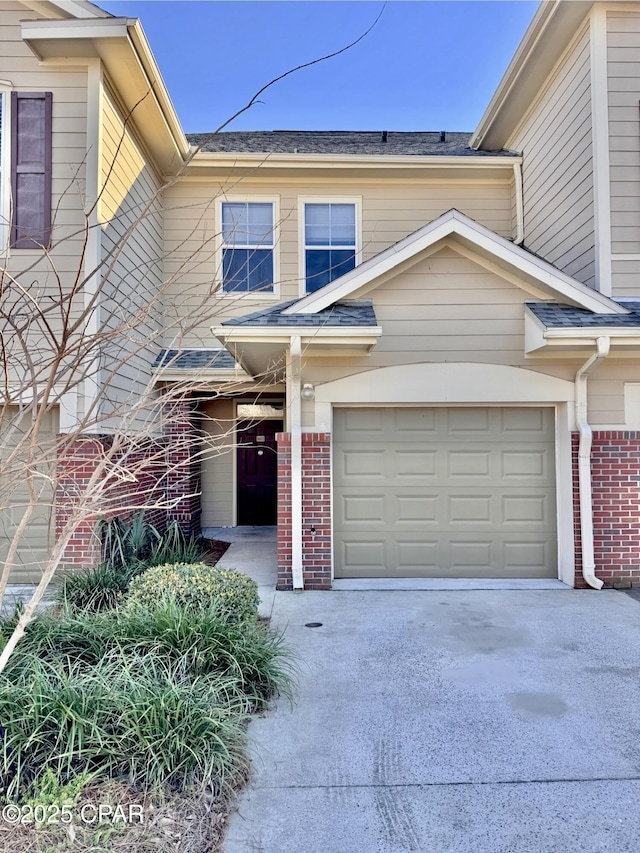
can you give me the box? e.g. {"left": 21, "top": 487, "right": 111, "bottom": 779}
{"left": 221, "top": 201, "right": 274, "bottom": 293}
{"left": 304, "top": 202, "right": 356, "bottom": 293}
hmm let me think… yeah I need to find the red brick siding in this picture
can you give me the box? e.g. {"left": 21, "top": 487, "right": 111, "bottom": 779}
{"left": 573, "top": 431, "right": 640, "bottom": 588}
{"left": 276, "top": 432, "right": 332, "bottom": 590}
{"left": 56, "top": 395, "right": 203, "bottom": 567}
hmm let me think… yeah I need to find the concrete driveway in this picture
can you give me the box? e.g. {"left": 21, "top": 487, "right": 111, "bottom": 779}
{"left": 224, "top": 589, "right": 640, "bottom": 853}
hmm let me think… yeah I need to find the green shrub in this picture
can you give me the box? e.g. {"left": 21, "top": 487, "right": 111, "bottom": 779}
{"left": 96, "top": 513, "right": 208, "bottom": 577}
{"left": 0, "top": 651, "right": 248, "bottom": 798}
{"left": 58, "top": 563, "right": 129, "bottom": 613}
{"left": 126, "top": 563, "right": 259, "bottom": 623}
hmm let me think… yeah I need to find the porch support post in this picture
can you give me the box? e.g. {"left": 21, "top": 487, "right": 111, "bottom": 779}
{"left": 287, "top": 335, "right": 304, "bottom": 589}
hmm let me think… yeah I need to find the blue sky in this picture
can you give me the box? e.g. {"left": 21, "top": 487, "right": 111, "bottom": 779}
{"left": 100, "top": 1, "right": 539, "bottom": 134}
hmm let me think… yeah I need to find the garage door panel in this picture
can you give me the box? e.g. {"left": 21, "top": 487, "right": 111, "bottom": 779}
{"left": 341, "top": 494, "right": 386, "bottom": 523}
{"left": 396, "top": 495, "right": 438, "bottom": 523}
{"left": 340, "top": 449, "right": 386, "bottom": 479}
{"left": 394, "top": 449, "right": 438, "bottom": 478}
{"left": 501, "top": 450, "right": 548, "bottom": 480}
{"left": 447, "top": 450, "right": 492, "bottom": 478}
{"left": 334, "top": 406, "right": 557, "bottom": 579}
{"left": 342, "top": 540, "right": 387, "bottom": 571}
{"left": 502, "top": 494, "right": 549, "bottom": 524}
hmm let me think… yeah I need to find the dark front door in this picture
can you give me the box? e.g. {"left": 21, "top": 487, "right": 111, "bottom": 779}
{"left": 237, "top": 419, "right": 282, "bottom": 525}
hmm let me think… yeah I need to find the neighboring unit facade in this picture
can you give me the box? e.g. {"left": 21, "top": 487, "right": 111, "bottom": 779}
{"left": 2, "top": 0, "right": 640, "bottom": 590}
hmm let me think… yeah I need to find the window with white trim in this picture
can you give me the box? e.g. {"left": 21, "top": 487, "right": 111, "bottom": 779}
{"left": 221, "top": 201, "right": 274, "bottom": 293}
{"left": 304, "top": 202, "right": 356, "bottom": 293}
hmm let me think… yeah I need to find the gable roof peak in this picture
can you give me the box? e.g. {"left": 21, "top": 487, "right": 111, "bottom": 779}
{"left": 283, "top": 209, "right": 626, "bottom": 318}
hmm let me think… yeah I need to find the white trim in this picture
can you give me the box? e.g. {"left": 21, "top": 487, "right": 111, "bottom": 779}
{"left": 191, "top": 152, "right": 522, "bottom": 169}
{"left": 0, "top": 84, "right": 12, "bottom": 256}
{"left": 555, "top": 402, "right": 575, "bottom": 586}
{"left": 216, "top": 195, "right": 281, "bottom": 300}
{"left": 590, "top": 6, "right": 612, "bottom": 296}
{"left": 575, "top": 337, "right": 610, "bottom": 590}
{"left": 82, "top": 58, "right": 103, "bottom": 432}
{"left": 513, "top": 162, "right": 524, "bottom": 245}
{"left": 288, "top": 337, "right": 304, "bottom": 589}
{"left": 297, "top": 195, "right": 362, "bottom": 297}
{"left": 284, "top": 210, "right": 626, "bottom": 316}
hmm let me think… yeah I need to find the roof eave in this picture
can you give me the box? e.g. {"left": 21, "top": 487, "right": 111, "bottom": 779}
{"left": 21, "top": 17, "right": 190, "bottom": 174}
{"left": 188, "top": 151, "right": 521, "bottom": 169}
{"left": 470, "top": 1, "right": 594, "bottom": 150}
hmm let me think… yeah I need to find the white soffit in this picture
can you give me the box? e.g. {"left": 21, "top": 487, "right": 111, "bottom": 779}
{"left": 284, "top": 210, "right": 627, "bottom": 317}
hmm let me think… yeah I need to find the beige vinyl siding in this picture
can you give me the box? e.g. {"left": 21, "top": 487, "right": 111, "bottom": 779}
{"left": 0, "top": 405, "right": 58, "bottom": 583}
{"left": 98, "top": 84, "right": 163, "bottom": 425}
{"left": 200, "top": 399, "right": 235, "bottom": 527}
{"left": 0, "top": 3, "right": 88, "bottom": 388}
{"left": 611, "top": 259, "right": 640, "bottom": 298}
{"left": 589, "top": 362, "right": 640, "bottom": 427}
{"left": 162, "top": 179, "right": 513, "bottom": 343}
{"left": 303, "top": 247, "right": 575, "bottom": 379}
{"left": 608, "top": 11, "right": 640, "bottom": 289}
{"left": 507, "top": 23, "right": 595, "bottom": 289}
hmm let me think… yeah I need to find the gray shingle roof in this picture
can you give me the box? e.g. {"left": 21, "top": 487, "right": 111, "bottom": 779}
{"left": 187, "top": 130, "right": 514, "bottom": 157}
{"left": 222, "top": 299, "right": 377, "bottom": 327}
{"left": 155, "top": 349, "right": 237, "bottom": 370}
{"left": 527, "top": 301, "right": 640, "bottom": 328}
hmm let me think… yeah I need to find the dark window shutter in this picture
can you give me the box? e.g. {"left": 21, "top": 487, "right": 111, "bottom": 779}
{"left": 10, "top": 92, "right": 52, "bottom": 249}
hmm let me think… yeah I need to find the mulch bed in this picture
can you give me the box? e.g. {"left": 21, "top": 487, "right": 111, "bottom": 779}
{"left": 202, "top": 538, "right": 231, "bottom": 565}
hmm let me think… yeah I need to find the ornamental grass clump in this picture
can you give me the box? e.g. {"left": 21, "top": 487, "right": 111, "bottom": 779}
{"left": 126, "top": 563, "right": 259, "bottom": 623}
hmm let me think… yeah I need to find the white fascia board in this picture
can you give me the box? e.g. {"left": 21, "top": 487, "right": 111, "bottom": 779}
{"left": 21, "top": 17, "right": 133, "bottom": 42}
{"left": 190, "top": 152, "right": 521, "bottom": 169}
{"left": 545, "top": 327, "right": 640, "bottom": 340}
{"left": 155, "top": 369, "right": 248, "bottom": 383}
{"left": 213, "top": 326, "right": 382, "bottom": 343}
{"left": 285, "top": 209, "right": 627, "bottom": 316}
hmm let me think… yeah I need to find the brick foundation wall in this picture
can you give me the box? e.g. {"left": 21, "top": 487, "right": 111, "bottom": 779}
{"left": 56, "top": 395, "right": 203, "bottom": 568}
{"left": 573, "top": 431, "right": 640, "bottom": 588}
{"left": 56, "top": 433, "right": 168, "bottom": 567}
{"left": 276, "top": 432, "right": 332, "bottom": 590}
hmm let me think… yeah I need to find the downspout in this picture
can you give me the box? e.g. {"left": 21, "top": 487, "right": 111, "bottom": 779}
{"left": 288, "top": 336, "right": 304, "bottom": 590}
{"left": 575, "top": 336, "right": 610, "bottom": 590}
{"left": 513, "top": 162, "right": 524, "bottom": 245}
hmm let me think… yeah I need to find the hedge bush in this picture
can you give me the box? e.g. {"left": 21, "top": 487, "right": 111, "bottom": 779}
{"left": 126, "top": 563, "right": 259, "bottom": 623}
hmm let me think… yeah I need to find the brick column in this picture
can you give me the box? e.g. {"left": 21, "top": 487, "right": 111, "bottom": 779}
{"left": 276, "top": 432, "right": 332, "bottom": 590}
{"left": 301, "top": 432, "right": 332, "bottom": 589}
{"left": 276, "top": 434, "right": 292, "bottom": 589}
{"left": 165, "top": 395, "right": 202, "bottom": 536}
{"left": 573, "top": 431, "right": 640, "bottom": 588}
{"left": 56, "top": 434, "right": 110, "bottom": 567}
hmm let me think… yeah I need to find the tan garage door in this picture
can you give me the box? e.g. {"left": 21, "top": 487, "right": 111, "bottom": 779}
{"left": 0, "top": 407, "right": 58, "bottom": 583}
{"left": 333, "top": 407, "right": 557, "bottom": 578}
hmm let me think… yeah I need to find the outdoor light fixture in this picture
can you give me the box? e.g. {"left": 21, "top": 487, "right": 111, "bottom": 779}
{"left": 300, "top": 383, "right": 315, "bottom": 401}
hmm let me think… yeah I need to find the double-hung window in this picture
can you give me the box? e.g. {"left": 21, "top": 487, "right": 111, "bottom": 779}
{"left": 221, "top": 201, "right": 275, "bottom": 293}
{"left": 304, "top": 202, "right": 356, "bottom": 293}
